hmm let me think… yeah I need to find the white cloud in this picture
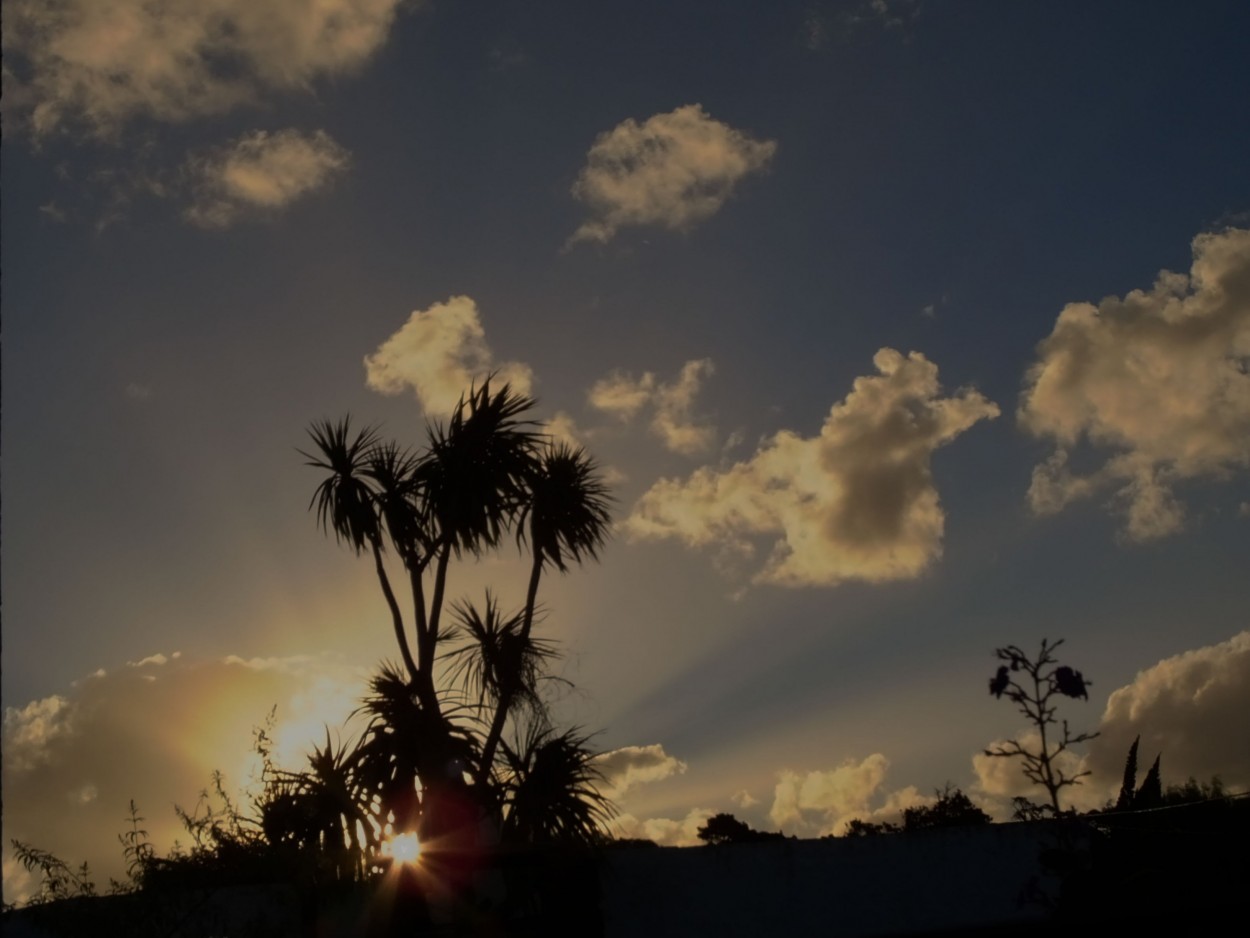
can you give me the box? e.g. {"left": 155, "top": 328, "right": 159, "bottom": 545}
{"left": 1020, "top": 227, "right": 1250, "bottom": 540}
{"left": 545, "top": 411, "right": 585, "bottom": 449}
{"left": 589, "top": 359, "right": 717, "bottom": 455}
{"left": 3, "top": 0, "right": 410, "bottom": 140}
{"left": 972, "top": 632, "right": 1250, "bottom": 817}
{"left": 769, "top": 754, "right": 927, "bottom": 836}
{"left": 185, "top": 129, "right": 350, "bottom": 228}
{"left": 1, "top": 652, "right": 363, "bottom": 904}
{"left": 1086, "top": 630, "right": 1250, "bottom": 793}
{"left": 970, "top": 729, "right": 1101, "bottom": 817}
{"left": 625, "top": 349, "right": 999, "bottom": 587}
{"left": 364, "top": 296, "right": 535, "bottom": 418}
{"left": 612, "top": 807, "right": 713, "bottom": 846}
{"left": 567, "top": 104, "right": 776, "bottom": 246}
{"left": 595, "top": 744, "right": 687, "bottom": 799}
{"left": 731, "top": 789, "right": 759, "bottom": 809}
{"left": 3, "top": 695, "right": 74, "bottom": 773}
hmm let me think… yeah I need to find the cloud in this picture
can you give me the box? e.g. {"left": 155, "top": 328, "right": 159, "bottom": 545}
{"left": 970, "top": 729, "right": 1101, "bottom": 817}
{"left": 972, "top": 632, "right": 1250, "bottom": 817}
{"left": 595, "top": 744, "right": 687, "bottom": 799}
{"left": 1086, "top": 631, "right": 1250, "bottom": 793}
{"left": 2, "top": 0, "right": 409, "bottom": 140}
{"left": 589, "top": 359, "right": 717, "bottom": 455}
{"left": 769, "top": 754, "right": 927, "bottom": 836}
{"left": 612, "top": 807, "right": 713, "bottom": 846}
{"left": 3, "top": 695, "right": 75, "bottom": 773}
{"left": 2, "top": 652, "right": 364, "bottom": 904}
{"left": 1020, "top": 227, "right": 1250, "bottom": 541}
{"left": 624, "top": 349, "right": 999, "bottom": 587}
{"left": 364, "top": 296, "right": 535, "bottom": 418}
{"left": 545, "top": 411, "right": 585, "bottom": 449}
{"left": 184, "top": 129, "right": 350, "bottom": 228}
{"left": 567, "top": 104, "right": 776, "bottom": 246}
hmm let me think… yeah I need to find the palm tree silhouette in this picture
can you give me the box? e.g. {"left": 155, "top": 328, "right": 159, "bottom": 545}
{"left": 500, "top": 723, "right": 613, "bottom": 846}
{"left": 302, "top": 378, "right": 616, "bottom": 860}
{"left": 302, "top": 420, "right": 420, "bottom": 682}
{"left": 260, "top": 730, "right": 375, "bottom": 881}
{"left": 475, "top": 442, "right": 612, "bottom": 783}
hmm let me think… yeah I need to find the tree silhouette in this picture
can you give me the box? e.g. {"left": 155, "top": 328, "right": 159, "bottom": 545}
{"left": 302, "top": 378, "right": 615, "bottom": 865}
{"left": 696, "top": 813, "right": 785, "bottom": 844}
{"left": 985, "top": 639, "right": 1098, "bottom": 814}
{"left": 902, "top": 785, "right": 992, "bottom": 831}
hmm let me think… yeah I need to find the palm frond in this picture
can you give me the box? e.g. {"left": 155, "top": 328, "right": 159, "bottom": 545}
{"left": 518, "top": 441, "right": 613, "bottom": 573}
{"left": 352, "top": 664, "right": 480, "bottom": 818}
{"left": 301, "top": 417, "right": 383, "bottom": 555}
{"left": 419, "top": 377, "right": 544, "bottom": 557}
{"left": 445, "top": 592, "right": 559, "bottom": 713}
{"left": 499, "top": 723, "right": 614, "bottom": 846}
{"left": 362, "top": 440, "right": 430, "bottom": 562}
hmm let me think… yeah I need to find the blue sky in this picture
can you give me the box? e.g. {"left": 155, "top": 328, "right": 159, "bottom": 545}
{"left": 4, "top": 0, "right": 1249, "bottom": 898}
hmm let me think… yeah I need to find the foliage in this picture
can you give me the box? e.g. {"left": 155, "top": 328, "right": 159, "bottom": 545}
{"left": 840, "top": 819, "right": 902, "bottom": 837}
{"left": 1163, "top": 775, "right": 1228, "bottom": 805}
{"left": 902, "top": 785, "right": 992, "bottom": 831}
{"left": 114, "top": 801, "right": 155, "bottom": 893}
{"left": 842, "top": 785, "right": 990, "bottom": 836}
{"left": 1113, "top": 735, "right": 1141, "bottom": 811}
{"left": 696, "top": 813, "right": 786, "bottom": 845}
{"left": 499, "top": 724, "right": 614, "bottom": 846}
{"left": 9, "top": 841, "right": 96, "bottom": 905}
{"left": 985, "top": 639, "right": 1098, "bottom": 814}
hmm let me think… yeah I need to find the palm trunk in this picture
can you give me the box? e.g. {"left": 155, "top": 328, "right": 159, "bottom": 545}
{"left": 520, "top": 546, "right": 543, "bottom": 643}
{"left": 372, "top": 541, "right": 419, "bottom": 683}
{"left": 418, "top": 544, "right": 452, "bottom": 714}
{"left": 477, "top": 548, "right": 545, "bottom": 786}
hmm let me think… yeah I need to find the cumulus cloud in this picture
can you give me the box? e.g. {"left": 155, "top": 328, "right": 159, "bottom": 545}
{"left": 769, "top": 754, "right": 928, "bottom": 836}
{"left": 589, "top": 359, "right": 717, "bottom": 455}
{"left": 595, "top": 744, "right": 687, "bottom": 799}
{"left": 1020, "top": 227, "right": 1250, "bottom": 540}
{"left": 364, "top": 296, "right": 535, "bottom": 418}
{"left": 567, "top": 104, "right": 776, "bottom": 246}
{"left": 1086, "top": 631, "right": 1250, "bottom": 793}
{"left": 184, "top": 129, "right": 350, "bottom": 228}
{"left": 3, "top": 695, "right": 75, "bottom": 773}
{"left": 972, "top": 632, "right": 1250, "bottom": 817}
{"left": 2, "top": 0, "right": 409, "bottom": 140}
{"left": 612, "top": 807, "right": 713, "bottom": 847}
{"left": 624, "top": 349, "right": 999, "bottom": 587}
{"left": 970, "top": 729, "right": 1101, "bottom": 817}
{"left": 2, "top": 652, "right": 364, "bottom": 904}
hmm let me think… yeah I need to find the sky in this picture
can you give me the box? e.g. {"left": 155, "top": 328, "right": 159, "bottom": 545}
{"left": 3, "top": 0, "right": 1250, "bottom": 901}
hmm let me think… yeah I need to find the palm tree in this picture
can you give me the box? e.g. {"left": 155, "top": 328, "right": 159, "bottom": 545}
{"left": 302, "top": 380, "right": 616, "bottom": 852}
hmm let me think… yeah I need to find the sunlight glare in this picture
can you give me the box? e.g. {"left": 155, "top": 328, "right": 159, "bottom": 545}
{"left": 382, "top": 832, "right": 421, "bottom": 865}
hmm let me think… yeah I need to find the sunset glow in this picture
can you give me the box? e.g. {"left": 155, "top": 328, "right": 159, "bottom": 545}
{"left": 3, "top": 0, "right": 1249, "bottom": 908}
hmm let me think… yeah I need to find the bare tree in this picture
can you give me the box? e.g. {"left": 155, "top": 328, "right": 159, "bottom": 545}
{"left": 986, "top": 638, "right": 1098, "bottom": 814}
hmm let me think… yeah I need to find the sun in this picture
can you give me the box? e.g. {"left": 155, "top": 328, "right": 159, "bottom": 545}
{"left": 381, "top": 831, "right": 421, "bottom": 865}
